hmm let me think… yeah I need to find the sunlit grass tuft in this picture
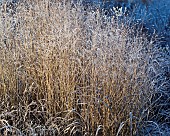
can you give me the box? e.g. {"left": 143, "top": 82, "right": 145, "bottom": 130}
{"left": 0, "top": 0, "right": 169, "bottom": 136}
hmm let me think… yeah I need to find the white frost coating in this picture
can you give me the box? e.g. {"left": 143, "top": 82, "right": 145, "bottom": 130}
{"left": 132, "top": 0, "right": 170, "bottom": 34}
{"left": 0, "top": 0, "right": 19, "bottom": 3}
{"left": 79, "top": 0, "right": 170, "bottom": 34}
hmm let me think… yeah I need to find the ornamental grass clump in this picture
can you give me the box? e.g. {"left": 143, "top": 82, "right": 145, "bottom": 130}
{"left": 0, "top": 0, "right": 169, "bottom": 136}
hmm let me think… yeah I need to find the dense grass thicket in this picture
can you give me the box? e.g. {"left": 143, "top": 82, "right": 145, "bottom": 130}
{"left": 0, "top": 0, "right": 169, "bottom": 136}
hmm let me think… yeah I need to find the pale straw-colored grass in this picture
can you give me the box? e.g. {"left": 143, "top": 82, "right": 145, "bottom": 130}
{"left": 0, "top": 0, "right": 168, "bottom": 136}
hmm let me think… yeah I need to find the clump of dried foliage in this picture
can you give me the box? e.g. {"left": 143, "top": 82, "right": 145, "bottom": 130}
{"left": 0, "top": 0, "right": 169, "bottom": 136}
